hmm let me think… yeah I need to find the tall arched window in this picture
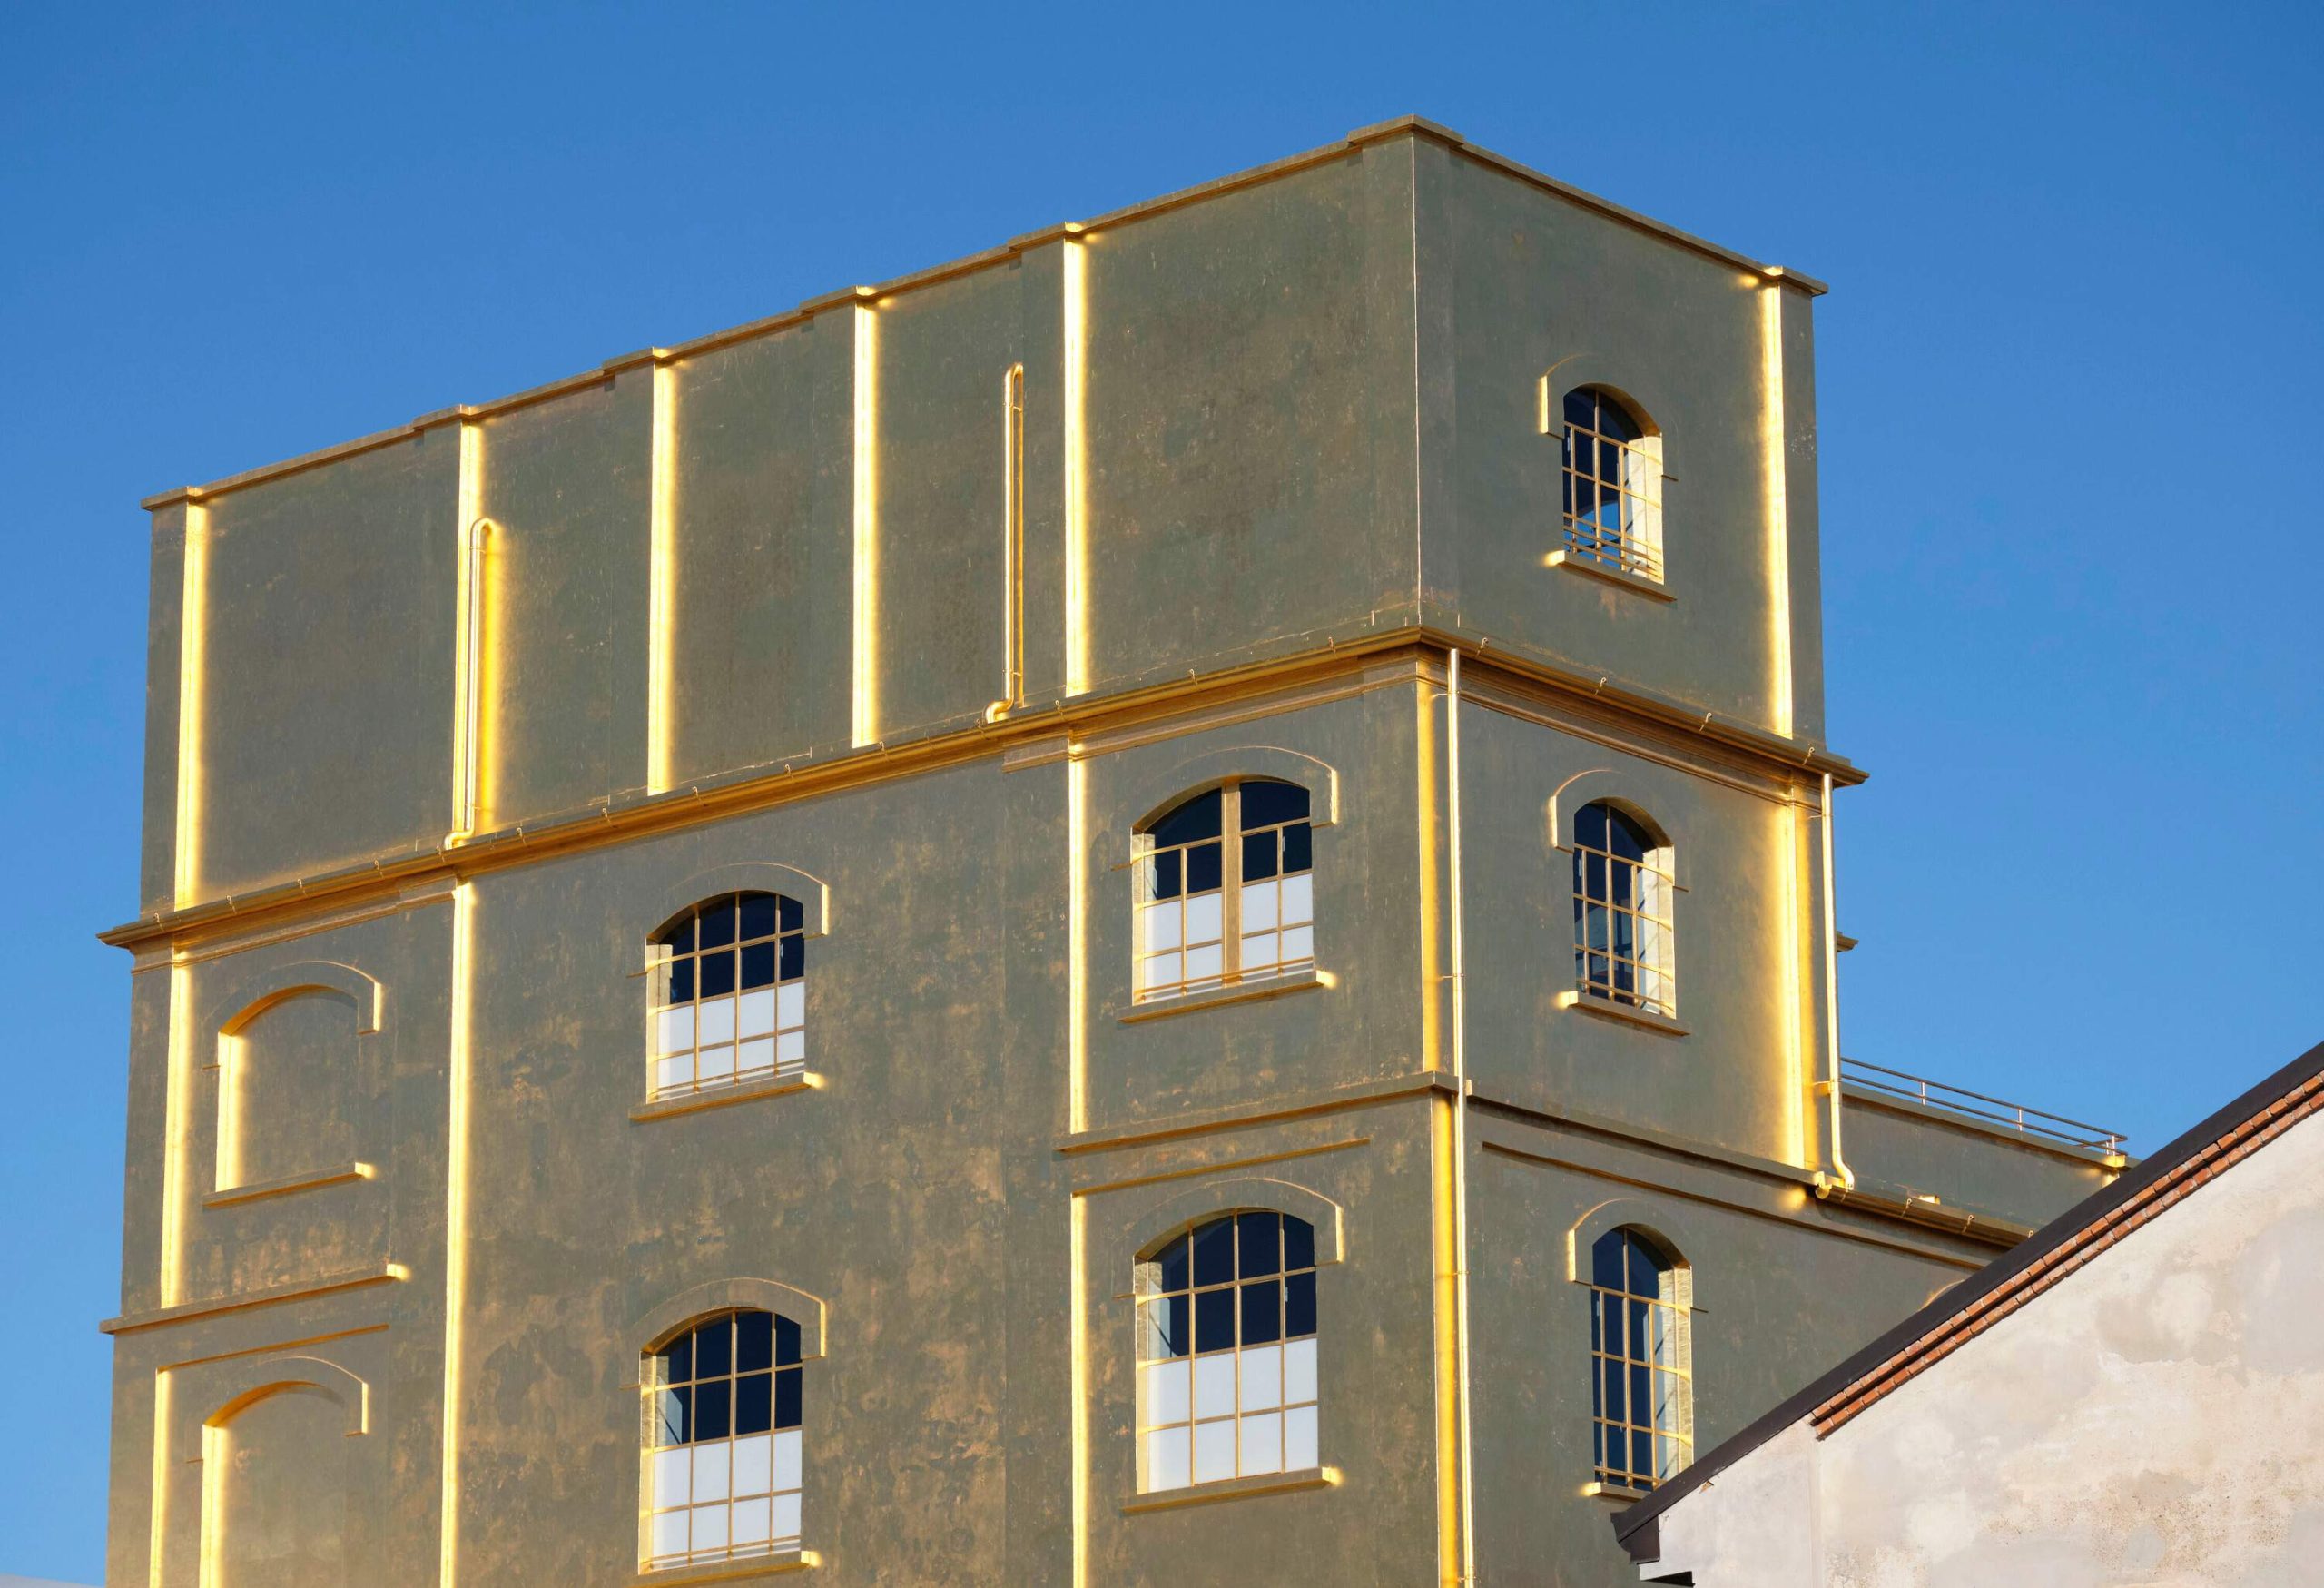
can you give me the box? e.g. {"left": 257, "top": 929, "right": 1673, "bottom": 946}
{"left": 1571, "top": 802, "right": 1675, "bottom": 1018}
{"left": 1136, "top": 779, "right": 1314, "bottom": 1001}
{"left": 1561, "top": 387, "right": 1664, "bottom": 582}
{"left": 1587, "top": 1227, "right": 1691, "bottom": 1491}
{"left": 651, "top": 892, "right": 805, "bottom": 1098}
{"left": 1136, "top": 1211, "right": 1320, "bottom": 1492}
{"left": 645, "top": 1309, "right": 805, "bottom": 1568}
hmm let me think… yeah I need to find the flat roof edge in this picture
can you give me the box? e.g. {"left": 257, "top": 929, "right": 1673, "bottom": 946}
{"left": 139, "top": 115, "right": 1820, "bottom": 513}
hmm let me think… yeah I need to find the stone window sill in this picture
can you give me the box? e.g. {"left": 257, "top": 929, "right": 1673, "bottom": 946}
{"left": 1583, "top": 1480, "right": 1655, "bottom": 1504}
{"left": 1120, "top": 1465, "right": 1339, "bottom": 1514}
{"left": 631, "top": 1072, "right": 824, "bottom": 1124}
{"left": 1118, "top": 968, "right": 1330, "bottom": 1023}
{"left": 1560, "top": 990, "right": 1689, "bottom": 1038}
{"left": 631, "top": 1549, "right": 815, "bottom": 1585}
{"left": 203, "top": 1162, "right": 374, "bottom": 1208}
{"left": 1546, "top": 548, "right": 1675, "bottom": 602}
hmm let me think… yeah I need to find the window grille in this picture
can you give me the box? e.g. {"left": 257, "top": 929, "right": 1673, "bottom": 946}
{"left": 1136, "top": 780, "right": 1314, "bottom": 1001}
{"left": 1137, "top": 1211, "right": 1320, "bottom": 1492}
{"left": 1561, "top": 388, "right": 1663, "bottom": 582}
{"left": 1586, "top": 1228, "right": 1691, "bottom": 1491}
{"left": 645, "top": 1309, "right": 804, "bottom": 1567}
{"left": 1572, "top": 802, "right": 1676, "bottom": 1018}
{"left": 652, "top": 892, "right": 805, "bottom": 1098}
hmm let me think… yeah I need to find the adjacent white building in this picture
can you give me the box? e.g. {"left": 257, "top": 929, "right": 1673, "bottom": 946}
{"left": 1615, "top": 1041, "right": 2324, "bottom": 1587}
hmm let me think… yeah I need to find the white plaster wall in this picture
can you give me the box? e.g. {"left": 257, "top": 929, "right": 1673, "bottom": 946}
{"left": 1649, "top": 1106, "right": 2324, "bottom": 1586}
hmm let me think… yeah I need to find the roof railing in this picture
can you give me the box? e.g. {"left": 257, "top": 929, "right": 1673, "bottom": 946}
{"left": 1839, "top": 1057, "right": 2127, "bottom": 1157}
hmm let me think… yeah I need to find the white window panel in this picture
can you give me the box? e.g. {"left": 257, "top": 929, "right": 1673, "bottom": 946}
{"left": 1193, "top": 1354, "right": 1236, "bottom": 1420}
{"left": 1143, "top": 1358, "right": 1189, "bottom": 1425}
{"left": 738, "top": 988, "right": 775, "bottom": 1038}
{"left": 656, "top": 1005, "right": 695, "bottom": 1055}
{"left": 1192, "top": 1418, "right": 1236, "bottom": 1484}
{"left": 690, "top": 1504, "right": 728, "bottom": 1552}
{"left": 775, "top": 1030, "right": 805, "bottom": 1067}
{"left": 771, "top": 1492, "right": 802, "bottom": 1545}
{"left": 730, "top": 1496, "right": 772, "bottom": 1547}
{"left": 650, "top": 1508, "right": 689, "bottom": 1562}
{"left": 1285, "top": 1337, "right": 1317, "bottom": 1405}
{"left": 1240, "top": 932, "right": 1279, "bottom": 970}
{"left": 655, "top": 1445, "right": 692, "bottom": 1506}
{"left": 655, "top": 1055, "right": 689, "bottom": 1094}
{"left": 1240, "top": 1344, "right": 1281, "bottom": 1411}
{"left": 772, "top": 1429, "right": 803, "bottom": 1491}
{"left": 1241, "top": 882, "right": 1278, "bottom": 932}
{"left": 738, "top": 1038, "right": 774, "bottom": 1076}
{"left": 1281, "top": 925, "right": 1314, "bottom": 963}
{"left": 1285, "top": 1404, "right": 1319, "bottom": 1471}
{"left": 1239, "top": 1410, "right": 1283, "bottom": 1473}
{"left": 776, "top": 982, "right": 805, "bottom": 1031}
{"left": 1147, "top": 1426, "right": 1190, "bottom": 1491}
{"left": 1184, "top": 943, "right": 1224, "bottom": 984}
{"left": 699, "top": 994, "right": 737, "bottom": 1046}
{"left": 1143, "top": 951, "right": 1182, "bottom": 991}
{"left": 1143, "top": 902, "right": 1181, "bottom": 952}
{"left": 698, "top": 1045, "right": 734, "bottom": 1082}
{"left": 733, "top": 1434, "right": 772, "bottom": 1496}
{"left": 1282, "top": 873, "right": 1313, "bottom": 924}
{"left": 692, "top": 1440, "right": 731, "bottom": 1504}
{"left": 1185, "top": 892, "right": 1223, "bottom": 944}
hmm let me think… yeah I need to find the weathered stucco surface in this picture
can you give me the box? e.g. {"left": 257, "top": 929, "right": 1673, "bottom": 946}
{"left": 103, "top": 120, "right": 2122, "bottom": 1587}
{"left": 1646, "top": 1108, "right": 2324, "bottom": 1587}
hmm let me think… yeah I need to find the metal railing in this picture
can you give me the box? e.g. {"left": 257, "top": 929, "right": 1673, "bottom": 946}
{"left": 1840, "top": 1057, "right": 2126, "bottom": 1156}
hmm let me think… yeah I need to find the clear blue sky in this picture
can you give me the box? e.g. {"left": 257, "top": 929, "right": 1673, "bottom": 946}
{"left": 5, "top": 2, "right": 2319, "bottom": 1579}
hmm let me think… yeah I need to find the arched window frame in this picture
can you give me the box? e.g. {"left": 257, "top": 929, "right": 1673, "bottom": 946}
{"left": 1547, "top": 381, "right": 1667, "bottom": 587}
{"left": 630, "top": 1280, "right": 827, "bottom": 1573}
{"left": 1565, "top": 796, "right": 1679, "bottom": 1021}
{"left": 1581, "top": 1223, "right": 1693, "bottom": 1494}
{"left": 1130, "top": 774, "right": 1321, "bottom": 1002}
{"left": 639, "top": 864, "right": 829, "bottom": 1103}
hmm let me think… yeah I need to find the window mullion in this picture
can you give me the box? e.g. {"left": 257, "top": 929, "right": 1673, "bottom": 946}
{"left": 1221, "top": 784, "right": 1243, "bottom": 980}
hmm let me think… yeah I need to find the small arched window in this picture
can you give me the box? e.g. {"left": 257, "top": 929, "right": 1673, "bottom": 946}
{"left": 645, "top": 1309, "right": 805, "bottom": 1568}
{"left": 1136, "top": 1211, "right": 1320, "bottom": 1492}
{"left": 1561, "top": 388, "right": 1664, "bottom": 582}
{"left": 1136, "top": 780, "right": 1314, "bottom": 1001}
{"left": 652, "top": 892, "right": 806, "bottom": 1099}
{"left": 1587, "top": 1227, "right": 1692, "bottom": 1491}
{"left": 1571, "top": 802, "right": 1676, "bottom": 1018}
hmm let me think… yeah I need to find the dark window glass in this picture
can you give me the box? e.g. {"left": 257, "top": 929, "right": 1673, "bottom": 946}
{"left": 774, "top": 1367, "right": 803, "bottom": 1431}
{"left": 658, "top": 1385, "right": 692, "bottom": 1445}
{"left": 695, "top": 1317, "right": 732, "bottom": 1378}
{"left": 1238, "top": 779, "right": 1309, "bottom": 831}
{"left": 1237, "top": 1211, "right": 1280, "bottom": 1276}
{"left": 663, "top": 916, "right": 695, "bottom": 954}
{"left": 700, "top": 952, "right": 736, "bottom": 999}
{"left": 1283, "top": 822, "right": 1312, "bottom": 874}
{"left": 1285, "top": 1269, "right": 1317, "bottom": 1338}
{"left": 1151, "top": 849, "right": 1183, "bottom": 901}
{"left": 1243, "top": 831, "right": 1278, "bottom": 882}
{"left": 779, "top": 894, "right": 803, "bottom": 932}
{"left": 1196, "top": 1287, "right": 1235, "bottom": 1352}
{"left": 779, "top": 934, "right": 804, "bottom": 982}
{"left": 1185, "top": 841, "right": 1223, "bottom": 895}
{"left": 736, "top": 1372, "right": 772, "bottom": 1435}
{"left": 1240, "top": 1278, "right": 1282, "bottom": 1345}
{"left": 1191, "top": 1217, "right": 1236, "bottom": 1287}
{"left": 740, "top": 893, "right": 777, "bottom": 941}
{"left": 666, "top": 957, "right": 694, "bottom": 1004}
{"left": 736, "top": 1309, "right": 773, "bottom": 1373}
{"left": 1150, "top": 789, "right": 1223, "bottom": 848}
{"left": 663, "top": 1334, "right": 693, "bottom": 1385}
{"left": 1156, "top": 1235, "right": 1189, "bottom": 1294}
{"left": 694, "top": 1378, "right": 731, "bottom": 1440}
{"left": 775, "top": 1314, "right": 803, "bottom": 1367}
{"left": 1283, "top": 1217, "right": 1315, "bottom": 1272}
{"left": 741, "top": 941, "right": 776, "bottom": 990}
{"left": 700, "top": 899, "right": 737, "bottom": 950}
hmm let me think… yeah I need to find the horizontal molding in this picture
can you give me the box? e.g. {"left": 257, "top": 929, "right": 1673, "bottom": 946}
{"left": 1119, "top": 1465, "right": 1339, "bottom": 1514}
{"left": 630, "top": 1072, "right": 824, "bottom": 1124}
{"left": 1561, "top": 990, "right": 1689, "bottom": 1038}
{"left": 101, "top": 1261, "right": 406, "bottom": 1336}
{"left": 1116, "top": 969, "right": 1330, "bottom": 1024}
{"left": 1545, "top": 550, "right": 1676, "bottom": 603}
{"left": 203, "top": 1161, "right": 374, "bottom": 1208}
{"left": 1061, "top": 1070, "right": 1450, "bottom": 1158}
{"left": 628, "top": 1550, "right": 817, "bottom": 1586}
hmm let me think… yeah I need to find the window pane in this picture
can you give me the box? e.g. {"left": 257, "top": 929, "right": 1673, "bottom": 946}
{"left": 1285, "top": 1270, "right": 1316, "bottom": 1337}
{"left": 779, "top": 894, "right": 803, "bottom": 932}
{"left": 1240, "top": 1278, "right": 1282, "bottom": 1345}
{"left": 695, "top": 1317, "right": 732, "bottom": 1378}
{"left": 1193, "top": 1419, "right": 1236, "bottom": 1484}
{"left": 1155, "top": 1236, "right": 1189, "bottom": 1295}
{"left": 1142, "top": 1296, "right": 1190, "bottom": 1360}
{"left": 1284, "top": 1337, "right": 1317, "bottom": 1405}
{"left": 1283, "top": 822, "right": 1312, "bottom": 873}
{"left": 775, "top": 1314, "right": 802, "bottom": 1366}
{"left": 701, "top": 951, "right": 737, "bottom": 999}
{"left": 1285, "top": 1404, "right": 1319, "bottom": 1471}
{"left": 1239, "top": 1343, "right": 1282, "bottom": 1411}
{"left": 1236, "top": 1211, "right": 1280, "bottom": 1276}
{"left": 1238, "top": 780, "right": 1309, "bottom": 830}
{"left": 773, "top": 1367, "right": 802, "bottom": 1431}
{"left": 663, "top": 1335, "right": 694, "bottom": 1386}
{"left": 739, "top": 893, "right": 777, "bottom": 941}
{"left": 1191, "top": 1218, "right": 1235, "bottom": 1287}
{"left": 1186, "top": 840, "right": 1223, "bottom": 896}
{"left": 736, "top": 1372, "right": 772, "bottom": 1435}
{"left": 1149, "top": 849, "right": 1183, "bottom": 902}
{"left": 1195, "top": 1288, "right": 1235, "bottom": 1353}
{"left": 1147, "top": 1427, "right": 1190, "bottom": 1491}
{"left": 1143, "top": 1358, "right": 1190, "bottom": 1426}
{"left": 665, "top": 957, "right": 694, "bottom": 1005}
{"left": 654, "top": 1443, "right": 692, "bottom": 1505}
{"left": 1193, "top": 1354, "right": 1236, "bottom": 1421}
{"left": 1283, "top": 1217, "right": 1315, "bottom": 1273}
{"left": 1281, "top": 873, "right": 1313, "bottom": 925}
{"left": 740, "top": 941, "right": 775, "bottom": 990}
{"left": 692, "top": 1442, "right": 730, "bottom": 1504}
{"left": 660, "top": 916, "right": 696, "bottom": 955}
{"left": 1150, "top": 789, "right": 1223, "bottom": 847}
{"left": 773, "top": 1427, "right": 803, "bottom": 1490}
{"left": 700, "top": 898, "right": 737, "bottom": 950}
{"left": 694, "top": 1379, "right": 731, "bottom": 1441}
{"left": 735, "top": 1309, "right": 773, "bottom": 1372}
{"left": 778, "top": 933, "right": 804, "bottom": 982}
{"left": 1243, "top": 831, "right": 1278, "bottom": 882}
{"left": 655, "top": 1386, "right": 690, "bottom": 1446}
{"left": 1239, "top": 1411, "right": 1283, "bottom": 1474}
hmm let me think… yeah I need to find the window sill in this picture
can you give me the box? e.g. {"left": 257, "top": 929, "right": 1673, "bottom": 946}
{"left": 203, "top": 1161, "right": 374, "bottom": 1208}
{"left": 632, "top": 1550, "right": 815, "bottom": 1585}
{"left": 1560, "top": 990, "right": 1689, "bottom": 1038}
{"left": 1545, "top": 549, "right": 1674, "bottom": 602}
{"left": 631, "top": 1072, "right": 824, "bottom": 1123}
{"left": 1582, "top": 1480, "right": 1655, "bottom": 1504}
{"left": 1118, "top": 968, "right": 1331, "bottom": 1023}
{"left": 1121, "top": 1466, "right": 1339, "bottom": 1514}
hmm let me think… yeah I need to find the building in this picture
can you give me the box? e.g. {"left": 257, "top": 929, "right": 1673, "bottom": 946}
{"left": 1612, "top": 1038, "right": 2324, "bottom": 1586}
{"left": 101, "top": 116, "right": 2128, "bottom": 1587}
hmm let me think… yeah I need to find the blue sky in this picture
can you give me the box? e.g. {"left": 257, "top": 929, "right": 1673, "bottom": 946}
{"left": 4, "top": 1, "right": 2319, "bottom": 1578}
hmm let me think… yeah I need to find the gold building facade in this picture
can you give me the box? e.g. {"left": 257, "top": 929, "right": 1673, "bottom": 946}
{"left": 102, "top": 118, "right": 2124, "bottom": 1586}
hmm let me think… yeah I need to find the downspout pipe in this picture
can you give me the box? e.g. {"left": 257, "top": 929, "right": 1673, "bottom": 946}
{"left": 1821, "top": 771, "right": 1854, "bottom": 1189}
{"left": 1448, "top": 648, "right": 1477, "bottom": 1583}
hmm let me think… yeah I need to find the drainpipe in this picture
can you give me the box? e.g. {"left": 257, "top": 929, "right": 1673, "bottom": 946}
{"left": 1448, "top": 648, "right": 1477, "bottom": 1583}
{"left": 1821, "top": 771, "right": 1854, "bottom": 1189}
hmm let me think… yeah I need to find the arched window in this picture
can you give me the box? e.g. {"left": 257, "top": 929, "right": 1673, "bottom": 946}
{"left": 1135, "top": 1211, "right": 1320, "bottom": 1492}
{"left": 1136, "top": 779, "right": 1314, "bottom": 1001}
{"left": 1571, "top": 802, "right": 1676, "bottom": 1018}
{"left": 645, "top": 1309, "right": 805, "bottom": 1568}
{"left": 1587, "top": 1228, "right": 1691, "bottom": 1491}
{"left": 651, "top": 892, "right": 805, "bottom": 1098}
{"left": 1561, "top": 387, "right": 1664, "bottom": 582}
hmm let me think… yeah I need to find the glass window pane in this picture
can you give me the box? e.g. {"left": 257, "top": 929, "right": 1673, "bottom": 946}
{"left": 774, "top": 1314, "right": 802, "bottom": 1366}
{"left": 736, "top": 1372, "right": 772, "bottom": 1435}
{"left": 778, "top": 933, "right": 804, "bottom": 982}
{"left": 1283, "top": 1217, "right": 1315, "bottom": 1273}
{"left": 663, "top": 1334, "right": 694, "bottom": 1386}
{"left": 1143, "top": 1358, "right": 1190, "bottom": 1426}
{"left": 1283, "top": 1337, "right": 1317, "bottom": 1405}
{"left": 1240, "top": 1277, "right": 1282, "bottom": 1345}
{"left": 1284, "top": 1404, "right": 1319, "bottom": 1472}
{"left": 1143, "top": 1295, "right": 1190, "bottom": 1360}
{"left": 1239, "top": 1343, "right": 1282, "bottom": 1412}
{"left": 773, "top": 1366, "right": 801, "bottom": 1431}
{"left": 740, "top": 941, "right": 775, "bottom": 990}
{"left": 1196, "top": 1287, "right": 1235, "bottom": 1353}
{"left": 1238, "top": 780, "right": 1309, "bottom": 830}
{"left": 1186, "top": 840, "right": 1223, "bottom": 896}
{"left": 1281, "top": 873, "right": 1313, "bottom": 925}
{"left": 1285, "top": 1270, "right": 1316, "bottom": 1337}
{"left": 1156, "top": 1236, "right": 1189, "bottom": 1295}
{"left": 772, "top": 1427, "right": 803, "bottom": 1490}
{"left": 1243, "top": 831, "right": 1278, "bottom": 882}
{"left": 1283, "top": 822, "right": 1312, "bottom": 874}
{"left": 692, "top": 1441, "right": 730, "bottom": 1504}
{"left": 694, "top": 1379, "right": 731, "bottom": 1441}
{"left": 1239, "top": 1410, "right": 1283, "bottom": 1474}
{"left": 1184, "top": 892, "right": 1223, "bottom": 946}
{"left": 1193, "top": 1353, "right": 1236, "bottom": 1421}
{"left": 695, "top": 1317, "right": 732, "bottom": 1378}
{"left": 701, "top": 951, "right": 736, "bottom": 999}
{"left": 699, "top": 898, "right": 737, "bottom": 950}
{"left": 1236, "top": 1211, "right": 1281, "bottom": 1276}
{"left": 740, "top": 893, "right": 777, "bottom": 941}
{"left": 665, "top": 957, "right": 694, "bottom": 1005}
{"left": 655, "top": 1386, "right": 690, "bottom": 1447}
{"left": 1191, "top": 1218, "right": 1236, "bottom": 1287}
{"left": 654, "top": 1443, "right": 692, "bottom": 1505}
{"left": 1150, "top": 789, "right": 1223, "bottom": 847}
{"left": 1147, "top": 1427, "right": 1190, "bottom": 1492}
{"left": 735, "top": 1310, "right": 773, "bottom": 1372}
{"left": 1150, "top": 849, "right": 1183, "bottom": 901}
{"left": 1192, "top": 1418, "right": 1236, "bottom": 1484}
{"left": 778, "top": 893, "right": 803, "bottom": 932}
